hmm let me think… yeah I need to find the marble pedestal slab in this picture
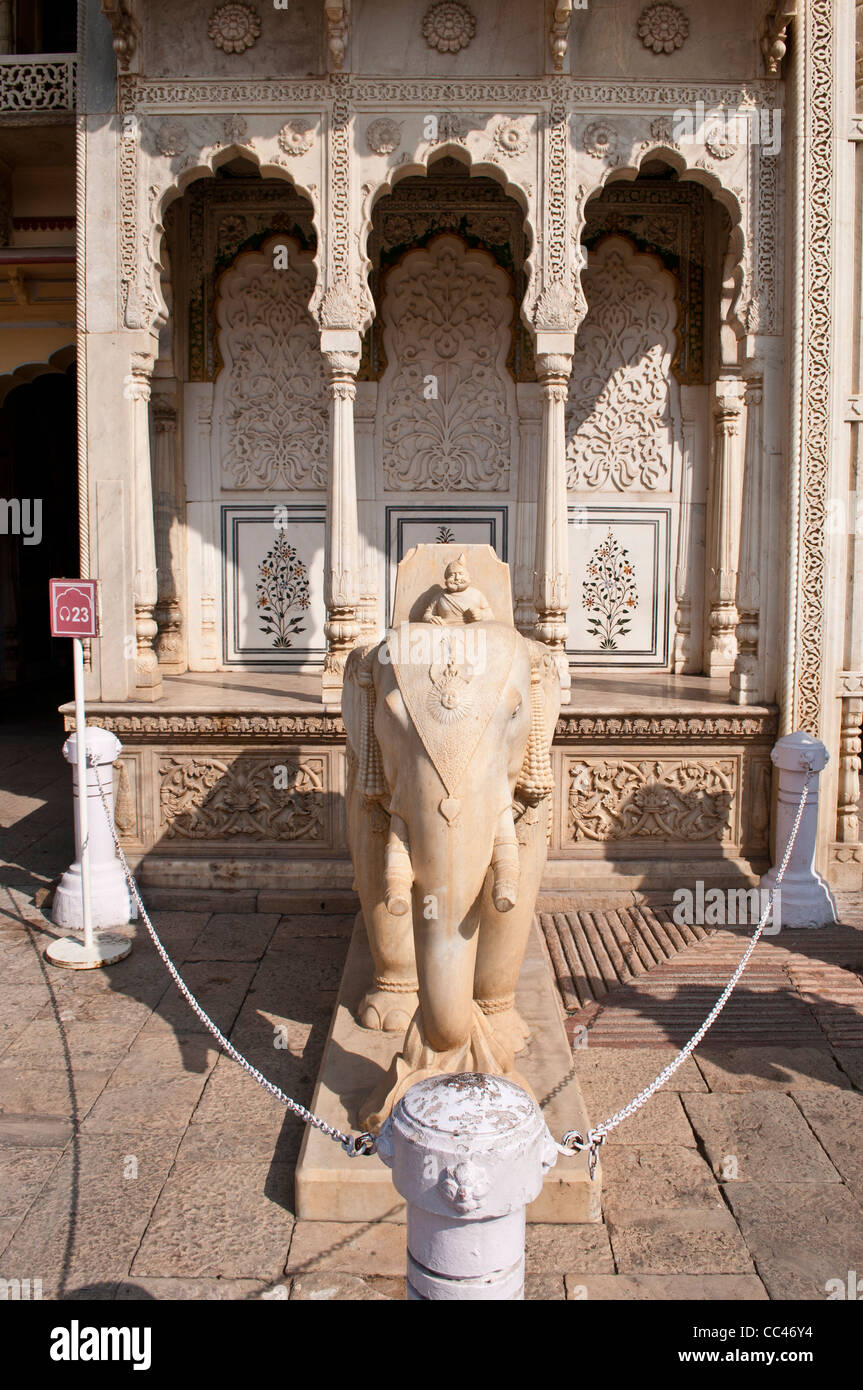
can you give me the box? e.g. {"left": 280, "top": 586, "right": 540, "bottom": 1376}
{"left": 295, "top": 916, "right": 601, "bottom": 1223}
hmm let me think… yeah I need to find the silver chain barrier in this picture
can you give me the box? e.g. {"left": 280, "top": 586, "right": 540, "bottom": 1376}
{"left": 90, "top": 760, "right": 377, "bottom": 1158}
{"left": 559, "top": 769, "right": 813, "bottom": 1178}
{"left": 87, "top": 752, "right": 812, "bottom": 1180}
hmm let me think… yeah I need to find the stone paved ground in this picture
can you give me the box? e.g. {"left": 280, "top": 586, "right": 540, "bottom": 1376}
{"left": 2, "top": 714, "right": 863, "bottom": 1301}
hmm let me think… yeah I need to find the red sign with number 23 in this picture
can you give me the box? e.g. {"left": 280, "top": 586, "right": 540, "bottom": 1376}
{"left": 49, "top": 578, "right": 101, "bottom": 639}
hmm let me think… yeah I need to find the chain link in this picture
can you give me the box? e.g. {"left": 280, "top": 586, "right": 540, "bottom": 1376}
{"left": 89, "top": 759, "right": 377, "bottom": 1159}
{"left": 559, "top": 770, "right": 813, "bottom": 1175}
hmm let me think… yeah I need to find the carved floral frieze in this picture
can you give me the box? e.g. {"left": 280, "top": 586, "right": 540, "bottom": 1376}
{"left": 567, "top": 757, "right": 737, "bottom": 843}
{"left": 159, "top": 755, "right": 326, "bottom": 841}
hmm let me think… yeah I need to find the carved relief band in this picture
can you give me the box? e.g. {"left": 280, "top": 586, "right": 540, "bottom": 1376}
{"left": 159, "top": 753, "right": 328, "bottom": 843}
{"left": 566, "top": 756, "right": 737, "bottom": 844}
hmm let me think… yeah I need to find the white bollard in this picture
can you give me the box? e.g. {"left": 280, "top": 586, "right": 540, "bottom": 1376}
{"left": 376, "top": 1072, "right": 558, "bottom": 1300}
{"left": 760, "top": 730, "right": 837, "bottom": 927}
{"left": 52, "top": 726, "right": 136, "bottom": 932}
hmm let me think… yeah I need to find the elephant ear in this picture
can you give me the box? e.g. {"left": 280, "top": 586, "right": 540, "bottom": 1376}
{"left": 515, "top": 649, "right": 555, "bottom": 806}
{"left": 343, "top": 645, "right": 388, "bottom": 801}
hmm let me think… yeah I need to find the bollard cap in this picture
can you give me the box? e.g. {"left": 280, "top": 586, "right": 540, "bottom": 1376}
{"left": 380, "top": 1072, "right": 558, "bottom": 1220}
{"left": 63, "top": 726, "right": 123, "bottom": 766}
{"left": 770, "top": 730, "right": 829, "bottom": 775}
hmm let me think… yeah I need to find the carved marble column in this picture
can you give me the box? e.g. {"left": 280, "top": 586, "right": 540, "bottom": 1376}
{"left": 322, "top": 344, "right": 362, "bottom": 705}
{"left": 152, "top": 395, "right": 186, "bottom": 674}
{"left": 354, "top": 381, "right": 380, "bottom": 641}
{"left": 706, "top": 384, "right": 744, "bottom": 679}
{"left": 672, "top": 404, "right": 697, "bottom": 674}
{"left": 514, "top": 385, "right": 541, "bottom": 634}
{"left": 127, "top": 352, "right": 162, "bottom": 699}
{"left": 731, "top": 375, "right": 764, "bottom": 703}
{"left": 533, "top": 351, "right": 572, "bottom": 702}
{"left": 836, "top": 695, "right": 863, "bottom": 846}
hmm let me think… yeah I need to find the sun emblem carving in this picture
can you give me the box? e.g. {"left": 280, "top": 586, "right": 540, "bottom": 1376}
{"left": 422, "top": 1, "right": 477, "bottom": 53}
{"left": 637, "top": 3, "right": 689, "bottom": 54}
{"left": 208, "top": 2, "right": 261, "bottom": 53}
{"left": 426, "top": 660, "right": 473, "bottom": 725}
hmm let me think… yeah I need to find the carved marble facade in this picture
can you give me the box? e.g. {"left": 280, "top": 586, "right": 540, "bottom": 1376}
{"left": 60, "top": 0, "right": 859, "bottom": 890}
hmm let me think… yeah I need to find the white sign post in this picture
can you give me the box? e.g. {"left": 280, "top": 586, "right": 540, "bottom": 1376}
{"left": 46, "top": 579, "right": 132, "bottom": 969}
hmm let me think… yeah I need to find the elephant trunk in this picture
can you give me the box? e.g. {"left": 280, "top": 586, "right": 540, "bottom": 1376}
{"left": 491, "top": 804, "right": 519, "bottom": 913}
{"left": 384, "top": 814, "right": 412, "bottom": 916}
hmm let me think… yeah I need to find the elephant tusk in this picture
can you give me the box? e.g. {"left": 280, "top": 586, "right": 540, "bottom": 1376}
{"left": 491, "top": 806, "right": 520, "bottom": 913}
{"left": 384, "top": 815, "right": 413, "bottom": 916}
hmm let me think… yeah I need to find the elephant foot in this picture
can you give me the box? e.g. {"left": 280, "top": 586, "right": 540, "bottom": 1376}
{"left": 476, "top": 998, "right": 532, "bottom": 1057}
{"left": 358, "top": 1001, "right": 534, "bottom": 1132}
{"left": 357, "top": 984, "right": 419, "bottom": 1034}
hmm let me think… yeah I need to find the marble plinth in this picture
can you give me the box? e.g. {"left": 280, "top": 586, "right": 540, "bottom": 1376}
{"left": 294, "top": 915, "right": 601, "bottom": 1223}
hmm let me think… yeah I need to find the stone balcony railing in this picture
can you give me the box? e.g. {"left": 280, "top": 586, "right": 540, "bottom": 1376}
{"left": 0, "top": 54, "right": 76, "bottom": 115}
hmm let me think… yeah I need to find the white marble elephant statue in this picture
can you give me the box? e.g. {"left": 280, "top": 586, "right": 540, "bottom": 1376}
{"left": 341, "top": 545, "right": 560, "bottom": 1131}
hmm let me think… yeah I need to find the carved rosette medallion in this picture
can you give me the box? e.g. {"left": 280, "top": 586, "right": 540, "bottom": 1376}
{"left": 582, "top": 121, "right": 618, "bottom": 163}
{"left": 637, "top": 3, "right": 689, "bottom": 54}
{"left": 704, "top": 122, "right": 737, "bottom": 160}
{"left": 278, "top": 119, "right": 315, "bottom": 157}
{"left": 422, "top": 1, "right": 477, "bottom": 53}
{"left": 208, "top": 2, "right": 261, "bottom": 53}
{"left": 366, "top": 118, "right": 402, "bottom": 156}
{"left": 491, "top": 117, "right": 529, "bottom": 157}
{"left": 155, "top": 122, "right": 188, "bottom": 158}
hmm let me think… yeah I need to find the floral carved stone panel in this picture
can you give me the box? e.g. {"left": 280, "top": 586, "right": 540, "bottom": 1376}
{"left": 566, "top": 237, "right": 680, "bottom": 492}
{"left": 567, "top": 757, "right": 737, "bottom": 844}
{"left": 215, "top": 239, "right": 327, "bottom": 490}
{"left": 378, "top": 235, "right": 515, "bottom": 491}
{"left": 159, "top": 754, "right": 327, "bottom": 842}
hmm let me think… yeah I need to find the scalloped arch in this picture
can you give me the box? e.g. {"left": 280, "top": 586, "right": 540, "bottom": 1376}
{"left": 147, "top": 143, "right": 322, "bottom": 335}
{"left": 358, "top": 141, "right": 537, "bottom": 336}
{"left": 581, "top": 145, "right": 748, "bottom": 358}
{"left": 0, "top": 343, "right": 76, "bottom": 407}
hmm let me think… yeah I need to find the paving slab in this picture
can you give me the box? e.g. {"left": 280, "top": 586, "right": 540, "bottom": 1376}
{"left": 564, "top": 1273, "right": 769, "bottom": 1300}
{"left": 285, "top": 1218, "right": 407, "bottom": 1277}
{"left": 681, "top": 1092, "right": 841, "bottom": 1184}
{"left": 0, "top": 1066, "right": 114, "bottom": 1120}
{"left": 289, "top": 1271, "right": 393, "bottom": 1300}
{"left": 0, "top": 1131, "right": 182, "bottom": 1299}
{"left": 607, "top": 1207, "right": 756, "bottom": 1275}
{"left": 524, "top": 1222, "right": 615, "bottom": 1273}
{"left": 694, "top": 1046, "right": 852, "bottom": 1093}
{"left": 115, "top": 1277, "right": 276, "bottom": 1300}
{"left": 724, "top": 1181, "right": 863, "bottom": 1300}
{"left": 132, "top": 1160, "right": 295, "bottom": 1281}
{"left": 833, "top": 1047, "right": 863, "bottom": 1093}
{"left": 183, "top": 913, "right": 280, "bottom": 962}
{"left": 600, "top": 1146, "right": 725, "bottom": 1219}
{"left": 81, "top": 1070, "right": 212, "bottom": 1134}
{"left": 792, "top": 1090, "right": 863, "bottom": 1206}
